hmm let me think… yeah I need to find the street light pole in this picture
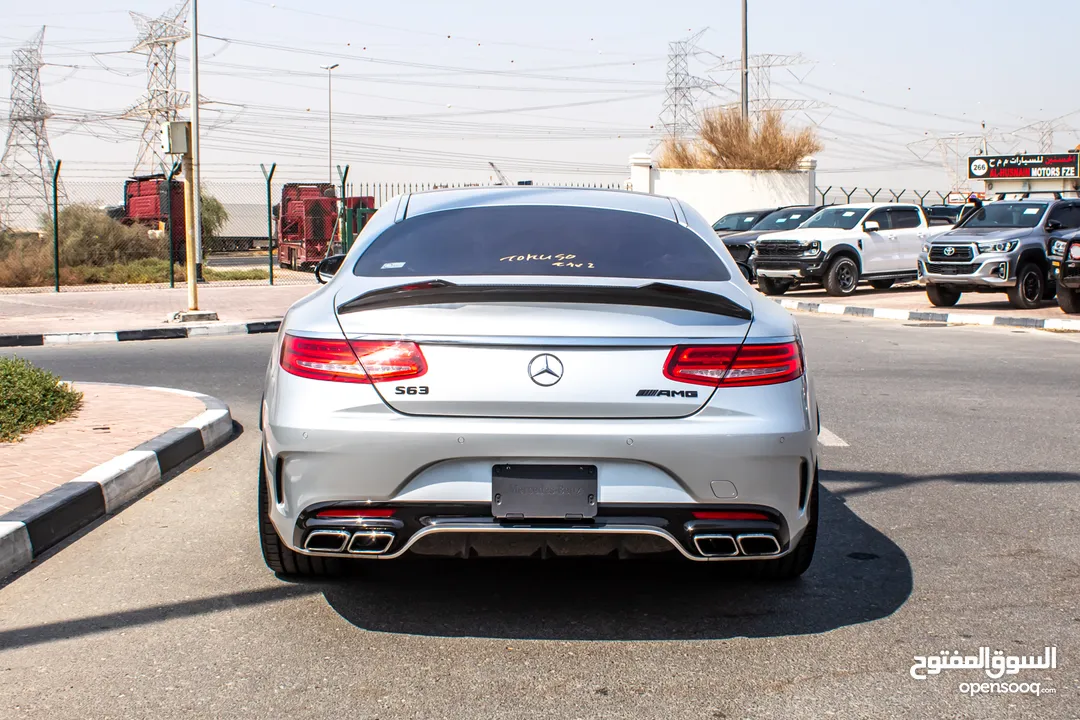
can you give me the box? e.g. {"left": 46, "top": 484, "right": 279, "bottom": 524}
{"left": 740, "top": 0, "right": 749, "bottom": 120}
{"left": 320, "top": 63, "right": 339, "bottom": 185}
{"left": 190, "top": 0, "right": 203, "bottom": 280}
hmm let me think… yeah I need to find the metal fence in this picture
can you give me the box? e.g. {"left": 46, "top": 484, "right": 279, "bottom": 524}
{"left": 0, "top": 162, "right": 948, "bottom": 294}
{"left": 816, "top": 186, "right": 951, "bottom": 206}
{"left": 0, "top": 163, "right": 623, "bottom": 293}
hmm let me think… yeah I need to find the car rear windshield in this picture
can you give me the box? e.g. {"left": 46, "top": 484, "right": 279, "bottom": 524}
{"left": 802, "top": 207, "right": 869, "bottom": 230}
{"left": 713, "top": 212, "right": 762, "bottom": 231}
{"left": 959, "top": 202, "right": 1047, "bottom": 228}
{"left": 352, "top": 205, "right": 731, "bottom": 281}
{"left": 753, "top": 207, "right": 813, "bottom": 231}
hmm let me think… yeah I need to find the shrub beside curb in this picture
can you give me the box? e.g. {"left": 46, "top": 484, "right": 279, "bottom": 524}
{"left": 0, "top": 358, "right": 83, "bottom": 442}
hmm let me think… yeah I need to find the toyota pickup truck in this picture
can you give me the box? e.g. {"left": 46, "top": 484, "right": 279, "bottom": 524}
{"left": 918, "top": 199, "right": 1079, "bottom": 309}
{"left": 753, "top": 203, "right": 950, "bottom": 296}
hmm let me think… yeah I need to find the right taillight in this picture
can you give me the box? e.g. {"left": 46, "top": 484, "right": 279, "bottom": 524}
{"left": 663, "top": 342, "right": 803, "bottom": 387}
{"left": 280, "top": 334, "right": 426, "bottom": 383}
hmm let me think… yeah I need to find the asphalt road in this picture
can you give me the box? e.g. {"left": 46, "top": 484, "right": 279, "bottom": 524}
{"left": 1, "top": 316, "right": 1078, "bottom": 719}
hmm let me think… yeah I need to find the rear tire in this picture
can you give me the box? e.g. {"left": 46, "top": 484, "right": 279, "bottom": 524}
{"left": 823, "top": 256, "right": 860, "bottom": 296}
{"left": 926, "top": 284, "right": 961, "bottom": 307}
{"left": 757, "top": 276, "right": 793, "bottom": 296}
{"left": 743, "top": 477, "right": 817, "bottom": 581}
{"left": 259, "top": 450, "right": 341, "bottom": 577}
{"left": 1059, "top": 285, "right": 1080, "bottom": 314}
{"left": 869, "top": 279, "right": 894, "bottom": 290}
{"left": 1006, "top": 263, "right": 1045, "bottom": 310}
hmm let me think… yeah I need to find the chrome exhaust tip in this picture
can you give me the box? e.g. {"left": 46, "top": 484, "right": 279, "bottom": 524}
{"left": 304, "top": 529, "right": 351, "bottom": 553}
{"left": 347, "top": 530, "right": 395, "bottom": 555}
{"left": 736, "top": 533, "right": 781, "bottom": 556}
{"left": 692, "top": 534, "right": 739, "bottom": 557}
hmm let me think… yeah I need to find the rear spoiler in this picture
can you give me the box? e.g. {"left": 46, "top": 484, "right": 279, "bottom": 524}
{"left": 337, "top": 280, "right": 752, "bottom": 321}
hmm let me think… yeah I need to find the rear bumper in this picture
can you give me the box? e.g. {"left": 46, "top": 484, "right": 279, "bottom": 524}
{"left": 263, "top": 373, "right": 818, "bottom": 559}
{"left": 289, "top": 503, "right": 802, "bottom": 562}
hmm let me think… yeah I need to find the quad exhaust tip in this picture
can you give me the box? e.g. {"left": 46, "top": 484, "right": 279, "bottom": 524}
{"left": 304, "top": 530, "right": 351, "bottom": 553}
{"left": 692, "top": 532, "right": 782, "bottom": 557}
{"left": 736, "top": 533, "right": 782, "bottom": 556}
{"left": 304, "top": 529, "right": 396, "bottom": 555}
{"left": 693, "top": 534, "right": 739, "bottom": 557}
{"left": 347, "top": 530, "right": 395, "bottom": 555}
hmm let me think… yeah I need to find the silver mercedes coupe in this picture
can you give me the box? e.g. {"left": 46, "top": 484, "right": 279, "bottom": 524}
{"left": 259, "top": 187, "right": 820, "bottom": 580}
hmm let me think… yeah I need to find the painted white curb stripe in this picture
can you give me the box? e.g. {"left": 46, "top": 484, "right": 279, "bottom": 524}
{"left": 82, "top": 451, "right": 162, "bottom": 514}
{"left": 0, "top": 521, "right": 32, "bottom": 580}
{"left": 44, "top": 331, "right": 118, "bottom": 344}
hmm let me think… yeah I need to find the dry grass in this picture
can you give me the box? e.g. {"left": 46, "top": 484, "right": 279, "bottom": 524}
{"left": 657, "top": 108, "right": 822, "bottom": 171}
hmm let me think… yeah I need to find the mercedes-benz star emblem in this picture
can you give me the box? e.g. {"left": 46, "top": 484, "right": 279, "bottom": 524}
{"left": 528, "top": 354, "right": 564, "bottom": 387}
{"left": 943, "top": 246, "right": 956, "bottom": 256}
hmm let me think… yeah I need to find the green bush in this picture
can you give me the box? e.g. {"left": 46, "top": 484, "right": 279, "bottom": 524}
{"left": 0, "top": 357, "right": 82, "bottom": 442}
{"left": 40, "top": 204, "right": 166, "bottom": 266}
{"left": 0, "top": 254, "right": 270, "bottom": 288}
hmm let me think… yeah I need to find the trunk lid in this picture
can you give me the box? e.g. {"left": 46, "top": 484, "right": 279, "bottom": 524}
{"left": 334, "top": 284, "right": 752, "bottom": 419}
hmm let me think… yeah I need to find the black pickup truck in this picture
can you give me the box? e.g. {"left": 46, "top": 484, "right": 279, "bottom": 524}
{"left": 1047, "top": 228, "right": 1080, "bottom": 313}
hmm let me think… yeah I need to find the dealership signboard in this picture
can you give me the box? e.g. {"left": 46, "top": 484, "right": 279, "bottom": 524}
{"left": 968, "top": 153, "right": 1080, "bottom": 180}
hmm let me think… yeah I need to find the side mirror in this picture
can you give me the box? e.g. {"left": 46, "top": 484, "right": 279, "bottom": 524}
{"left": 314, "top": 254, "right": 346, "bottom": 284}
{"left": 1046, "top": 219, "right": 1063, "bottom": 232}
{"left": 863, "top": 220, "right": 881, "bottom": 232}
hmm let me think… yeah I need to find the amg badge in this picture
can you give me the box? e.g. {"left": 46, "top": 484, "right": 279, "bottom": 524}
{"left": 636, "top": 389, "right": 699, "bottom": 398}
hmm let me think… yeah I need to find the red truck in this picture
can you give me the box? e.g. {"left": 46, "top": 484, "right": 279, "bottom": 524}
{"left": 275, "top": 184, "right": 376, "bottom": 269}
{"left": 122, "top": 174, "right": 186, "bottom": 259}
{"left": 276, "top": 183, "right": 338, "bottom": 270}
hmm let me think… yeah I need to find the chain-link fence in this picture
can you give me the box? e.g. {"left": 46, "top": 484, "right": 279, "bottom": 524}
{"left": 0, "top": 163, "right": 627, "bottom": 293}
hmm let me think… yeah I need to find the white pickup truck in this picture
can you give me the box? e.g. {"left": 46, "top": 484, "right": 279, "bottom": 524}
{"left": 752, "top": 203, "right": 952, "bottom": 296}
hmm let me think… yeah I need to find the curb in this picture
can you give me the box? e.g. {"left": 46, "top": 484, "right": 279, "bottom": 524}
{"left": 774, "top": 299, "right": 1080, "bottom": 332}
{"left": 0, "top": 385, "right": 234, "bottom": 579}
{"left": 0, "top": 320, "right": 281, "bottom": 348}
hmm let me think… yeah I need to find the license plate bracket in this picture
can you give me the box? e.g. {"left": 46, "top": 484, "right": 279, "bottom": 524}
{"left": 492, "top": 464, "right": 598, "bottom": 520}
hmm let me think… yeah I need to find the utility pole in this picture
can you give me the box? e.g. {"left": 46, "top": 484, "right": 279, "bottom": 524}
{"left": 321, "top": 64, "right": 339, "bottom": 185}
{"left": 162, "top": 120, "right": 216, "bottom": 321}
{"left": 740, "top": 0, "right": 749, "bottom": 120}
{"left": 190, "top": 0, "right": 203, "bottom": 280}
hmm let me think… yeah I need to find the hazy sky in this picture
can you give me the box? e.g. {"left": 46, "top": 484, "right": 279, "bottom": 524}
{"left": 2, "top": 0, "right": 1079, "bottom": 191}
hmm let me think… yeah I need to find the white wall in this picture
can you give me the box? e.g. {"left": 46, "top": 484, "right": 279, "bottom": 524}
{"left": 628, "top": 154, "right": 816, "bottom": 224}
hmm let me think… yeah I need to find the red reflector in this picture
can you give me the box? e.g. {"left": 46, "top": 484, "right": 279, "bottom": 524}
{"left": 315, "top": 508, "right": 396, "bottom": 518}
{"left": 663, "top": 342, "right": 803, "bottom": 387}
{"left": 692, "top": 510, "right": 770, "bottom": 521}
{"left": 280, "top": 334, "right": 426, "bottom": 384}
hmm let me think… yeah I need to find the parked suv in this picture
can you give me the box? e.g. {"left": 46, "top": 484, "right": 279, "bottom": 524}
{"left": 1047, "top": 228, "right": 1080, "bottom": 313}
{"left": 918, "top": 199, "right": 1077, "bottom": 309}
{"left": 712, "top": 208, "right": 779, "bottom": 238}
{"left": 753, "top": 203, "right": 950, "bottom": 296}
{"left": 722, "top": 205, "right": 822, "bottom": 281}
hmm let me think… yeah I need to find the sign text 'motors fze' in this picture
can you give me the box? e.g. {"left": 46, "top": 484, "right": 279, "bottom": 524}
{"left": 969, "top": 153, "right": 1080, "bottom": 180}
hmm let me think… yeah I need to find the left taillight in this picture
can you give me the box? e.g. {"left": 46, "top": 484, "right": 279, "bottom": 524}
{"left": 663, "top": 342, "right": 803, "bottom": 387}
{"left": 280, "top": 334, "right": 426, "bottom": 383}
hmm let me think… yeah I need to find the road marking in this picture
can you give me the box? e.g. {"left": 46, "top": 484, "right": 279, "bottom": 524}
{"left": 818, "top": 426, "right": 849, "bottom": 447}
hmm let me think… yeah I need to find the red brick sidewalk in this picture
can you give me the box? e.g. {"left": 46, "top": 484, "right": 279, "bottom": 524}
{"left": 0, "top": 384, "right": 205, "bottom": 513}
